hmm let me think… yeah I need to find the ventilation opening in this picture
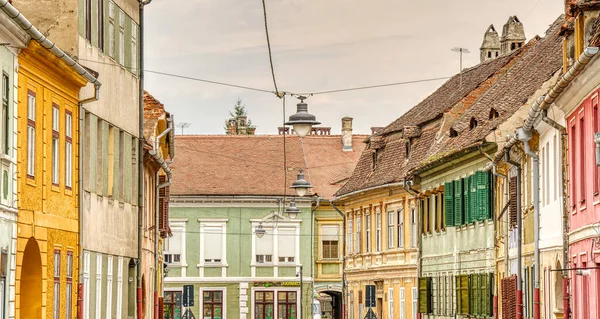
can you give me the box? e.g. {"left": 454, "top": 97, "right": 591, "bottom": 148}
{"left": 372, "top": 150, "right": 380, "bottom": 170}
{"left": 518, "top": 42, "right": 522, "bottom": 48}
{"left": 405, "top": 141, "right": 411, "bottom": 159}
{"left": 449, "top": 128, "right": 458, "bottom": 138}
{"left": 489, "top": 108, "right": 499, "bottom": 120}
{"left": 488, "top": 51, "right": 492, "bottom": 58}
{"left": 469, "top": 118, "right": 478, "bottom": 130}
{"left": 511, "top": 43, "right": 516, "bottom": 50}
{"left": 495, "top": 52, "right": 499, "bottom": 57}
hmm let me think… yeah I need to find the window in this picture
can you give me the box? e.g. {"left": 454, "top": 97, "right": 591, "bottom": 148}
{"left": 119, "top": 10, "right": 125, "bottom": 65}
{"left": 554, "top": 133, "right": 558, "bottom": 201}
{"left": 165, "top": 227, "right": 182, "bottom": 264}
{"left": 278, "top": 291, "right": 297, "bottom": 319}
{"left": 397, "top": 209, "right": 404, "bottom": 248}
{"left": 52, "top": 105, "right": 59, "bottom": 185}
{"left": 411, "top": 208, "right": 417, "bottom": 248}
{"left": 348, "top": 220, "right": 353, "bottom": 255}
{"left": 356, "top": 216, "right": 361, "bottom": 253}
{"left": 487, "top": 51, "right": 491, "bottom": 58}
{"left": 436, "top": 194, "right": 442, "bottom": 231}
{"left": 400, "top": 287, "right": 405, "bottom": 319}
{"left": 388, "top": 287, "right": 394, "bottom": 319}
{"left": 570, "top": 121, "right": 577, "bottom": 210}
{"left": 418, "top": 277, "right": 432, "bottom": 314}
{"left": 387, "top": 212, "right": 394, "bottom": 249}
{"left": 202, "top": 291, "right": 223, "bottom": 319}
{"left": 95, "top": 254, "right": 102, "bottom": 319}
{"left": 449, "top": 128, "right": 458, "bottom": 138}
{"left": 203, "top": 225, "right": 224, "bottom": 263}
{"left": 376, "top": 212, "right": 381, "bottom": 251}
{"left": 85, "top": 0, "right": 91, "bottom": 41}
{"left": 164, "top": 291, "right": 183, "bottom": 319}
{"left": 65, "top": 112, "right": 73, "bottom": 188}
{"left": 405, "top": 140, "right": 411, "bottom": 159}
{"left": 66, "top": 252, "right": 73, "bottom": 319}
{"left": 456, "top": 274, "right": 469, "bottom": 314}
{"left": 579, "top": 112, "right": 586, "bottom": 205}
{"left": 83, "top": 251, "right": 90, "bottom": 319}
{"left": 489, "top": 108, "right": 499, "bottom": 120}
{"left": 116, "top": 257, "right": 123, "bottom": 319}
{"left": 106, "top": 255, "right": 113, "bottom": 317}
{"left": 131, "top": 21, "right": 138, "bottom": 71}
{"left": 27, "top": 91, "right": 35, "bottom": 177}
{"left": 255, "top": 291, "right": 275, "bottom": 319}
{"left": 53, "top": 250, "right": 60, "bottom": 319}
{"left": 412, "top": 287, "right": 417, "bottom": 319}
{"left": 469, "top": 118, "right": 478, "bottom": 130}
{"left": 108, "top": 1, "right": 115, "bottom": 57}
{"left": 321, "top": 225, "right": 339, "bottom": 259}
{"left": 98, "top": 0, "right": 104, "bottom": 51}
{"left": 594, "top": 97, "right": 600, "bottom": 196}
{"left": 366, "top": 214, "right": 371, "bottom": 252}
{"left": 454, "top": 273, "right": 493, "bottom": 316}
{"left": 2, "top": 73, "right": 8, "bottom": 155}
{"left": 278, "top": 227, "right": 296, "bottom": 263}
{"left": 256, "top": 226, "right": 273, "bottom": 263}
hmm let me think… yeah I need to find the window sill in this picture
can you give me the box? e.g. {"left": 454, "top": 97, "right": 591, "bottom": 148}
{"left": 197, "top": 263, "right": 228, "bottom": 268}
{"left": 252, "top": 263, "right": 275, "bottom": 267}
{"left": 51, "top": 184, "right": 60, "bottom": 193}
{"left": 316, "top": 259, "right": 342, "bottom": 264}
{"left": 165, "top": 263, "right": 185, "bottom": 268}
{"left": 0, "top": 154, "right": 14, "bottom": 164}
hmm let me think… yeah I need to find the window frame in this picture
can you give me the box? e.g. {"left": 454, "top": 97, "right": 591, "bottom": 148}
{"left": 51, "top": 104, "right": 59, "bottom": 185}
{"left": 108, "top": 1, "right": 115, "bottom": 58}
{"left": 66, "top": 251, "right": 73, "bottom": 319}
{"left": 387, "top": 211, "right": 394, "bottom": 249}
{"left": 118, "top": 9, "right": 125, "bottom": 65}
{"left": 200, "top": 222, "right": 227, "bottom": 265}
{"left": 65, "top": 111, "right": 73, "bottom": 189}
{"left": 397, "top": 208, "right": 404, "bottom": 249}
{"left": 2, "top": 73, "right": 8, "bottom": 155}
{"left": 98, "top": 0, "right": 104, "bottom": 51}
{"left": 53, "top": 249, "right": 61, "bottom": 319}
{"left": 26, "top": 91, "right": 36, "bottom": 178}
{"left": 376, "top": 211, "right": 381, "bottom": 251}
{"left": 321, "top": 224, "right": 340, "bottom": 260}
{"left": 84, "top": 0, "right": 92, "bottom": 41}
{"left": 165, "top": 221, "right": 186, "bottom": 266}
{"left": 366, "top": 214, "right": 371, "bottom": 253}
{"left": 202, "top": 290, "right": 224, "bottom": 319}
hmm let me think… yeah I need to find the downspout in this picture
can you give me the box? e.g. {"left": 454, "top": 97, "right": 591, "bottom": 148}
{"left": 505, "top": 152, "right": 523, "bottom": 319}
{"left": 541, "top": 110, "right": 570, "bottom": 319}
{"left": 310, "top": 197, "right": 321, "bottom": 319}
{"left": 138, "top": 1, "right": 153, "bottom": 318}
{"left": 330, "top": 200, "right": 347, "bottom": 319}
{"left": 517, "top": 128, "right": 540, "bottom": 319}
{"left": 403, "top": 178, "right": 421, "bottom": 302}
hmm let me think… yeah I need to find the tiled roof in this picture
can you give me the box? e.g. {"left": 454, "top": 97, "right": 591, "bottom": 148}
{"left": 171, "top": 134, "right": 366, "bottom": 199}
{"left": 143, "top": 90, "right": 167, "bottom": 141}
{"left": 336, "top": 16, "right": 563, "bottom": 197}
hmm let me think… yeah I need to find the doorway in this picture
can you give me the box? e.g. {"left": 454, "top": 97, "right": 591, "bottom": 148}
{"left": 21, "top": 237, "right": 42, "bottom": 319}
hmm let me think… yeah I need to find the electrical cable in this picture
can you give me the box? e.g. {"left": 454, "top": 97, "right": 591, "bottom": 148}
{"left": 261, "top": 0, "right": 281, "bottom": 97}
{"left": 301, "top": 76, "right": 452, "bottom": 95}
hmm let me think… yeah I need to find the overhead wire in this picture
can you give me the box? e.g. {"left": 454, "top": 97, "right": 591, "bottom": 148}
{"left": 261, "top": 0, "right": 281, "bottom": 97}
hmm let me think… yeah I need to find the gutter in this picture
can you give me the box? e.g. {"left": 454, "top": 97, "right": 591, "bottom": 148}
{"left": 0, "top": 0, "right": 102, "bottom": 89}
{"left": 505, "top": 152, "right": 523, "bottom": 319}
{"left": 330, "top": 200, "right": 347, "bottom": 319}
{"left": 310, "top": 197, "right": 321, "bottom": 319}
{"left": 403, "top": 179, "right": 421, "bottom": 279}
{"left": 334, "top": 181, "right": 404, "bottom": 202}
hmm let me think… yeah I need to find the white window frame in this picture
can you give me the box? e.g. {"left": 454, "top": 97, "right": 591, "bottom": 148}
{"left": 131, "top": 21, "right": 137, "bottom": 71}
{"left": 53, "top": 250, "right": 60, "bottom": 319}
{"left": 83, "top": 251, "right": 90, "bottom": 319}
{"left": 251, "top": 219, "right": 300, "bottom": 272}
{"left": 199, "top": 287, "right": 227, "bottom": 319}
{"left": 95, "top": 253, "right": 102, "bottom": 319}
{"left": 400, "top": 287, "right": 405, "bottom": 319}
{"left": 388, "top": 287, "right": 394, "bottom": 319}
{"left": 118, "top": 9, "right": 125, "bottom": 65}
{"left": 116, "top": 257, "right": 123, "bottom": 319}
{"left": 106, "top": 255, "right": 113, "bottom": 319}
{"left": 52, "top": 105, "right": 59, "bottom": 185}
{"left": 165, "top": 220, "right": 186, "bottom": 268}
{"left": 412, "top": 287, "right": 417, "bottom": 319}
{"left": 27, "top": 92, "right": 35, "bottom": 177}
{"left": 355, "top": 216, "right": 361, "bottom": 254}
{"left": 398, "top": 209, "right": 404, "bottom": 249}
{"left": 411, "top": 207, "right": 417, "bottom": 248}
{"left": 198, "top": 219, "right": 228, "bottom": 277}
{"left": 366, "top": 214, "right": 371, "bottom": 253}
{"left": 65, "top": 112, "right": 73, "bottom": 188}
{"left": 320, "top": 224, "right": 340, "bottom": 260}
{"left": 376, "top": 212, "right": 381, "bottom": 251}
{"left": 388, "top": 211, "right": 394, "bottom": 249}
{"left": 347, "top": 220, "right": 353, "bottom": 255}
{"left": 66, "top": 252, "right": 73, "bottom": 319}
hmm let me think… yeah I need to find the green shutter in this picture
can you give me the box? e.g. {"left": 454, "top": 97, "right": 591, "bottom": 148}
{"left": 463, "top": 176, "right": 470, "bottom": 223}
{"left": 477, "top": 171, "right": 490, "bottom": 221}
{"left": 418, "top": 277, "right": 431, "bottom": 314}
{"left": 456, "top": 275, "right": 462, "bottom": 314}
{"left": 470, "top": 175, "right": 478, "bottom": 223}
{"left": 454, "top": 180, "right": 463, "bottom": 225}
{"left": 480, "top": 273, "right": 490, "bottom": 316}
{"left": 445, "top": 182, "right": 455, "bottom": 226}
{"left": 460, "top": 275, "right": 470, "bottom": 314}
{"left": 471, "top": 274, "right": 479, "bottom": 315}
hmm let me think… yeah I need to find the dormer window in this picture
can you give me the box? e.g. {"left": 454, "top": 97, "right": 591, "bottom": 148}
{"left": 449, "top": 128, "right": 458, "bottom": 137}
{"left": 405, "top": 140, "right": 411, "bottom": 159}
{"left": 372, "top": 149, "right": 381, "bottom": 169}
{"left": 489, "top": 108, "right": 499, "bottom": 120}
{"left": 469, "top": 118, "right": 478, "bottom": 130}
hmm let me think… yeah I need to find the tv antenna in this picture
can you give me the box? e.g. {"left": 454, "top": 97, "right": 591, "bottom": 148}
{"left": 451, "top": 47, "right": 470, "bottom": 87}
{"left": 176, "top": 122, "right": 191, "bottom": 135}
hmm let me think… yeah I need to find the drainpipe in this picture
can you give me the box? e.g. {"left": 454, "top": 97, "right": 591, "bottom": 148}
{"left": 139, "top": 1, "right": 152, "bottom": 318}
{"left": 517, "top": 128, "right": 540, "bottom": 319}
{"left": 505, "top": 151, "right": 523, "bottom": 319}
{"left": 330, "top": 200, "right": 347, "bottom": 319}
{"left": 541, "top": 110, "right": 570, "bottom": 319}
{"left": 310, "top": 197, "right": 321, "bottom": 319}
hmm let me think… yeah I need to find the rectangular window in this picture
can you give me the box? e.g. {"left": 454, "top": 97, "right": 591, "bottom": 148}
{"left": 52, "top": 105, "right": 59, "bottom": 185}
{"left": 27, "top": 92, "right": 36, "bottom": 177}
{"left": 397, "top": 209, "right": 404, "bottom": 249}
{"left": 278, "top": 291, "right": 297, "bottom": 319}
{"left": 53, "top": 250, "right": 61, "bottom": 319}
{"left": 356, "top": 216, "right": 361, "bottom": 253}
{"left": 164, "top": 228, "right": 182, "bottom": 264}
{"left": 98, "top": 0, "right": 104, "bottom": 51}
{"left": 65, "top": 112, "right": 73, "bottom": 188}
{"left": 2, "top": 73, "right": 8, "bottom": 155}
{"left": 131, "top": 21, "right": 137, "bottom": 72}
{"left": 570, "top": 121, "right": 577, "bottom": 210}
{"left": 106, "top": 255, "right": 113, "bottom": 318}
{"left": 321, "top": 225, "right": 339, "bottom": 259}
{"left": 119, "top": 10, "right": 125, "bottom": 65}
{"left": 441, "top": 193, "right": 446, "bottom": 230}
{"left": 255, "top": 226, "right": 273, "bottom": 263}
{"left": 366, "top": 214, "right": 371, "bottom": 252}
{"left": 203, "top": 291, "right": 223, "bottom": 319}
{"left": 388, "top": 211, "right": 394, "bottom": 249}
{"left": 400, "top": 287, "right": 405, "bottom": 319}
{"left": 116, "top": 257, "right": 123, "bottom": 319}
{"left": 411, "top": 208, "right": 417, "bottom": 248}
{"left": 203, "top": 226, "right": 224, "bottom": 263}
{"left": 108, "top": 1, "right": 115, "bottom": 57}
{"left": 579, "top": 113, "right": 586, "bottom": 205}
{"left": 412, "top": 287, "right": 417, "bottom": 319}
{"left": 545, "top": 142, "right": 550, "bottom": 204}
{"left": 376, "top": 212, "right": 381, "bottom": 251}
{"left": 66, "top": 251, "right": 73, "bottom": 319}
{"left": 388, "top": 287, "right": 394, "bottom": 319}
{"left": 418, "top": 277, "right": 432, "bottom": 314}
{"left": 278, "top": 227, "right": 296, "bottom": 263}
{"left": 348, "top": 220, "right": 353, "bottom": 255}
{"left": 85, "top": 0, "right": 92, "bottom": 41}
{"left": 95, "top": 254, "right": 102, "bottom": 319}
{"left": 83, "top": 251, "right": 90, "bottom": 319}
{"left": 255, "top": 291, "right": 275, "bottom": 319}
{"left": 554, "top": 133, "right": 558, "bottom": 201}
{"left": 594, "top": 97, "right": 600, "bottom": 197}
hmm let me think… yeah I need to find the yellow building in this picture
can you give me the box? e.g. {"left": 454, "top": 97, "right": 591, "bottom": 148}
{"left": 15, "top": 38, "right": 99, "bottom": 318}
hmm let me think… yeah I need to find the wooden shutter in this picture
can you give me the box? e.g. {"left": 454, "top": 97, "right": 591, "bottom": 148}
{"left": 464, "top": 176, "right": 471, "bottom": 223}
{"left": 501, "top": 275, "right": 517, "bottom": 319}
{"left": 481, "top": 273, "right": 493, "bottom": 317}
{"left": 454, "top": 180, "right": 463, "bottom": 225}
{"left": 158, "top": 175, "right": 170, "bottom": 236}
{"left": 470, "top": 175, "right": 479, "bottom": 223}
{"left": 418, "top": 277, "right": 431, "bottom": 314}
{"left": 477, "top": 171, "right": 490, "bottom": 220}
{"left": 471, "top": 274, "right": 479, "bottom": 315}
{"left": 158, "top": 297, "right": 164, "bottom": 318}
{"left": 509, "top": 176, "right": 518, "bottom": 228}
{"left": 456, "top": 274, "right": 470, "bottom": 314}
{"left": 444, "top": 182, "right": 454, "bottom": 226}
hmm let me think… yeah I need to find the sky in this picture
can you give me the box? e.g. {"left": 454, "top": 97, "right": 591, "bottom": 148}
{"left": 144, "top": 0, "right": 564, "bottom": 136}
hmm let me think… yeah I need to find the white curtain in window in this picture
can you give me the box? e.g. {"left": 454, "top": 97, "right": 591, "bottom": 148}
{"left": 322, "top": 225, "right": 339, "bottom": 241}
{"left": 278, "top": 228, "right": 295, "bottom": 258}
{"left": 204, "top": 226, "right": 223, "bottom": 260}
{"left": 256, "top": 230, "right": 273, "bottom": 255}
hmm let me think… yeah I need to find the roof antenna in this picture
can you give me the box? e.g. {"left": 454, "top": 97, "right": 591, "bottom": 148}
{"left": 176, "top": 122, "right": 191, "bottom": 135}
{"left": 451, "top": 47, "right": 470, "bottom": 88}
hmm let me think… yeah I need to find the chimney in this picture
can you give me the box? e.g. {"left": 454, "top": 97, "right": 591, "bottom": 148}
{"left": 480, "top": 25, "right": 500, "bottom": 62}
{"left": 341, "top": 117, "right": 353, "bottom": 151}
{"left": 500, "top": 16, "right": 525, "bottom": 56}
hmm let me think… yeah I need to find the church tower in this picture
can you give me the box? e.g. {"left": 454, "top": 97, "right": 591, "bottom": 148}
{"left": 500, "top": 16, "right": 526, "bottom": 55}
{"left": 480, "top": 24, "right": 501, "bottom": 62}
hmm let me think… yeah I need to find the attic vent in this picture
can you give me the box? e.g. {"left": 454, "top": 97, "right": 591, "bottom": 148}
{"left": 489, "top": 108, "right": 499, "bottom": 120}
{"left": 372, "top": 149, "right": 381, "bottom": 169}
{"left": 469, "top": 118, "right": 478, "bottom": 130}
{"left": 449, "top": 128, "right": 458, "bottom": 138}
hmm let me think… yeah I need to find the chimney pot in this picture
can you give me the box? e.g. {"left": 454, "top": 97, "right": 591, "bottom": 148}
{"left": 341, "top": 117, "right": 353, "bottom": 151}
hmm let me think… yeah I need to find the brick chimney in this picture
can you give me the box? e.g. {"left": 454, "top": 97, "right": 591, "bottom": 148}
{"left": 342, "top": 117, "right": 353, "bottom": 151}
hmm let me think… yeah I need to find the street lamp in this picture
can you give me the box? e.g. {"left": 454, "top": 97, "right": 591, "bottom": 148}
{"left": 291, "top": 169, "right": 312, "bottom": 197}
{"left": 285, "top": 96, "right": 320, "bottom": 137}
{"left": 284, "top": 199, "right": 301, "bottom": 220}
{"left": 255, "top": 223, "right": 266, "bottom": 238}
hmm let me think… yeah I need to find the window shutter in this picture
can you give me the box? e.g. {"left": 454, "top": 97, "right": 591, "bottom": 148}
{"left": 418, "top": 277, "right": 432, "bottom": 314}
{"left": 204, "top": 226, "right": 223, "bottom": 261}
{"left": 158, "top": 175, "right": 170, "bottom": 236}
{"left": 458, "top": 275, "right": 470, "bottom": 314}
{"left": 158, "top": 297, "right": 164, "bottom": 318}
{"left": 454, "top": 180, "right": 463, "bottom": 225}
{"left": 470, "top": 175, "right": 479, "bottom": 223}
{"left": 463, "top": 176, "right": 471, "bottom": 223}
{"left": 471, "top": 274, "right": 479, "bottom": 315}
{"left": 477, "top": 171, "right": 490, "bottom": 220}
{"left": 481, "top": 273, "right": 493, "bottom": 316}
{"left": 509, "top": 176, "right": 518, "bottom": 227}
{"left": 444, "top": 182, "right": 454, "bottom": 226}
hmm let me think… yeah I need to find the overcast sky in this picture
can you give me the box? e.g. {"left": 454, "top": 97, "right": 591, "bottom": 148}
{"left": 144, "top": 0, "right": 563, "bottom": 135}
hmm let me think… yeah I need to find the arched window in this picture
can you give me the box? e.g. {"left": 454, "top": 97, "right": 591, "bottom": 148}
{"left": 469, "top": 118, "right": 478, "bottom": 130}
{"left": 449, "top": 128, "right": 458, "bottom": 137}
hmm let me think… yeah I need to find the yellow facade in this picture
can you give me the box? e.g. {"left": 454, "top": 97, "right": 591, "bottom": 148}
{"left": 15, "top": 41, "right": 87, "bottom": 319}
{"left": 340, "top": 187, "right": 418, "bottom": 319}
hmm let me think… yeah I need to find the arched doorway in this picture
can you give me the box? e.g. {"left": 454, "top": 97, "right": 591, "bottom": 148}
{"left": 317, "top": 291, "right": 342, "bottom": 319}
{"left": 554, "top": 260, "right": 564, "bottom": 312}
{"left": 21, "top": 237, "right": 42, "bottom": 319}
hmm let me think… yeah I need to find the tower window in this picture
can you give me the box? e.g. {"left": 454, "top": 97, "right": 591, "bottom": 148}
{"left": 518, "top": 43, "right": 522, "bottom": 48}
{"left": 511, "top": 43, "right": 516, "bottom": 50}
{"left": 449, "top": 128, "right": 458, "bottom": 138}
{"left": 488, "top": 51, "right": 492, "bottom": 58}
{"left": 489, "top": 108, "right": 499, "bottom": 120}
{"left": 469, "top": 118, "right": 478, "bottom": 130}
{"left": 495, "top": 52, "right": 499, "bottom": 57}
